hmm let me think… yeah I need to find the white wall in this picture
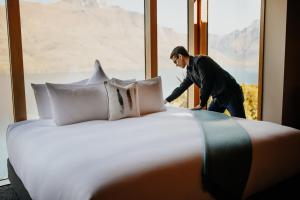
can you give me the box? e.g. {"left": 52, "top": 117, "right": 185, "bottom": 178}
{"left": 262, "top": 0, "right": 287, "bottom": 124}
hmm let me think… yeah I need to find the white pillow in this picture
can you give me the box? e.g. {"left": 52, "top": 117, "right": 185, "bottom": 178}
{"left": 46, "top": 83, "right": 108, "bottom": 126}
{"left": 104, "top": 81, "right": 140, "bottom": 121}
{"left": 87, "top": 59, "right": 109, "bottom": 84}
{"left": 137, "top": 76, "right": 166, "bottom": 115}
{"left": 31, "top": 79, "right": 87, "bottom": 119}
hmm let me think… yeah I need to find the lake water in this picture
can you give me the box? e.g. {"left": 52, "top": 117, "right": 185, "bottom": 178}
{"left": 0, "top": 68, "right": 257, "bottom": 179}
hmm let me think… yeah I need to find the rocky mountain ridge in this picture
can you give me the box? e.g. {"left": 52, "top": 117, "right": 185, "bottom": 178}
{"left": 0, "top": 1, "right": 259, "bottom": 74}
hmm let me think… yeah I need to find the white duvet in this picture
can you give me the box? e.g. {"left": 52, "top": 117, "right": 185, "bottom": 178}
{"left": 6, "top": 106, "right": 300, "bottom": 200}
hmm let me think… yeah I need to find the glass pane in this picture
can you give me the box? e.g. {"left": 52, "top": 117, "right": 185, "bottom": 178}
{"left": 157, "top": 0, "right": 188, "bottom": 108}
{"left": 208, "top": 0, "right": 261, "bottom": 119}
{"left": 0, "top": 1, "right": 14, "bottom": 181}
{"left": 20, "top": 0, "right": 145, "bottom": 119}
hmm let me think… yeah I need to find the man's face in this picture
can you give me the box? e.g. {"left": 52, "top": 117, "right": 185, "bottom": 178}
{"left": 171, "top": 54, "right": 185, "bottom": 68}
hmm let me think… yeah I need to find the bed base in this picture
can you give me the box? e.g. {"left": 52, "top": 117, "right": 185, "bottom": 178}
{"left": 7, "top": 159, "right": 32, "bottom": 200}
{"left": 7, "top": 159, "right": 300, "bottom": 200}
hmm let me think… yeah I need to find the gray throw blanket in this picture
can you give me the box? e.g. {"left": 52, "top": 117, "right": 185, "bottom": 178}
{"left": 192, "top": 110, "right": 252, "bottom": 199}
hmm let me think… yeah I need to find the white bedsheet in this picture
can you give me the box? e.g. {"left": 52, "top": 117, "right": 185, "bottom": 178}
{"left": 6, "top": 106, "right": 300, "bottom": 200}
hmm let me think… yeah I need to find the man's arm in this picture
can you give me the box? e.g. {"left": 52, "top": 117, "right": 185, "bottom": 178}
{"left": 165, "top": 76, "right": 193, "bottom": 103}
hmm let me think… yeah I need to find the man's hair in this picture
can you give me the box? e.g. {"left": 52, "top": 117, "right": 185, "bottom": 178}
{"left": 170, "top": 46, "right": 189, "bottom": 59}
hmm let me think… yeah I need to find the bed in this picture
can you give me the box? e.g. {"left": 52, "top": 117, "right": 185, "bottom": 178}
{"left": 6, "top": 106, "right": 300, "bottom": 200}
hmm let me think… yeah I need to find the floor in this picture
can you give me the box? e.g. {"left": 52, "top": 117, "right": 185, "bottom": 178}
{"left": 0, "top": 184, "right": 19, "bottom": 200}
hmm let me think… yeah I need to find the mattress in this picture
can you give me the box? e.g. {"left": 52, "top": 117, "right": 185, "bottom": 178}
{"left": 6, "top": 106, "right": 300, "bottom": 200}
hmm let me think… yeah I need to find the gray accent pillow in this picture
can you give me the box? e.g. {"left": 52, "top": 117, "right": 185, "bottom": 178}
{"left": 87, "top": 59, "right": 109, "bottom": 84}
{"left": 104, "top": 81, "right": 140, "bottom": 121}
{"left": 31, "top": 79, "right": 88, "bottom": 119}
{"left": 137, "top": 76, "right": 166, "bottom": 115}
{"left": 46, "top": 83, "right": 108, "bottom": 126}
{"left": 109, "top": 78, "right": 136, "bottom": 86}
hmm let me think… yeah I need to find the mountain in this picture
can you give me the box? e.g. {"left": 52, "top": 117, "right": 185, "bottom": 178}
{"left": 208, "top": 20, "right": 260, "bottom": 71}
{"left": 61, "top": 0, "right": 106, "bottom": 8}
{"left": 0, "top": 1, "right": 185, "bottom": 74}
{"left": 0, "top": 1, "right": 259, "bottom": 74}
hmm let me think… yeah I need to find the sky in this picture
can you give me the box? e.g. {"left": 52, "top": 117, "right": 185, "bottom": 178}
{"left": 209, "top": 0, "right": 261, "bottom": 35}
{"left": 0, "top": 0, "right": 56, "bottom": 3}
{"left": 98, "top": 0, "right": 261, "bottom": 35}
{"left": 0, "top": 0, "right": 261, "bottom": 35}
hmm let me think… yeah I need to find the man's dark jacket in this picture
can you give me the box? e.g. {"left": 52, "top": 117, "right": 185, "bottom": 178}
{"left": 166, "top": 55, "right": 242, "bottom": 107}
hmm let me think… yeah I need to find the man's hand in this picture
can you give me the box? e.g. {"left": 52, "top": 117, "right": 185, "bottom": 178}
{"left": 191, "top": 105, "right": 207, "bottom": 111}
{"left": 201, "top": 105, "right": 207, "bottom": 110}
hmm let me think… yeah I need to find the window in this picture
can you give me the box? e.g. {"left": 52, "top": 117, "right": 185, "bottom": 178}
{"left": 157, "top": 0, "right": 188, "bottom": 108}
{"left": 208, "top": 0, "right": 261, "bottom": 119}
{"left": 0, "top": 1, "right": 14, "bottom": 183}
{"left": 20, "top": 0, "right": 145, "bottom": 119}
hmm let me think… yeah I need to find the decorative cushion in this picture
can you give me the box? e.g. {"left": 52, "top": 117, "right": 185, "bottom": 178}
{"left": 87, "top": 59, "right": 109, "bottom": 84}
{"left": 31, "top": 79, "right": 87, "bottom": 119}
{"left": 137, "top": 76, "right": 166, "bottom": 115}
{"left": 109, "top": 78, "right": 136, "bottom": 86}
{"left": 104, "top": 81, "right": 140, "bottom": 121}
{"left": 46, "top": 83, "right": 108, "bottom": 126}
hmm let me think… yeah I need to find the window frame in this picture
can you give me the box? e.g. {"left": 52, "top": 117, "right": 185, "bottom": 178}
{"left": 5, "top": 0, "right": 265, "bottom": 120}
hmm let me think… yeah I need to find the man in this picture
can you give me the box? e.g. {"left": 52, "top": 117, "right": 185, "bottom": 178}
{"left": 165, "top": 46, "right": 246, "bottom": 118}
